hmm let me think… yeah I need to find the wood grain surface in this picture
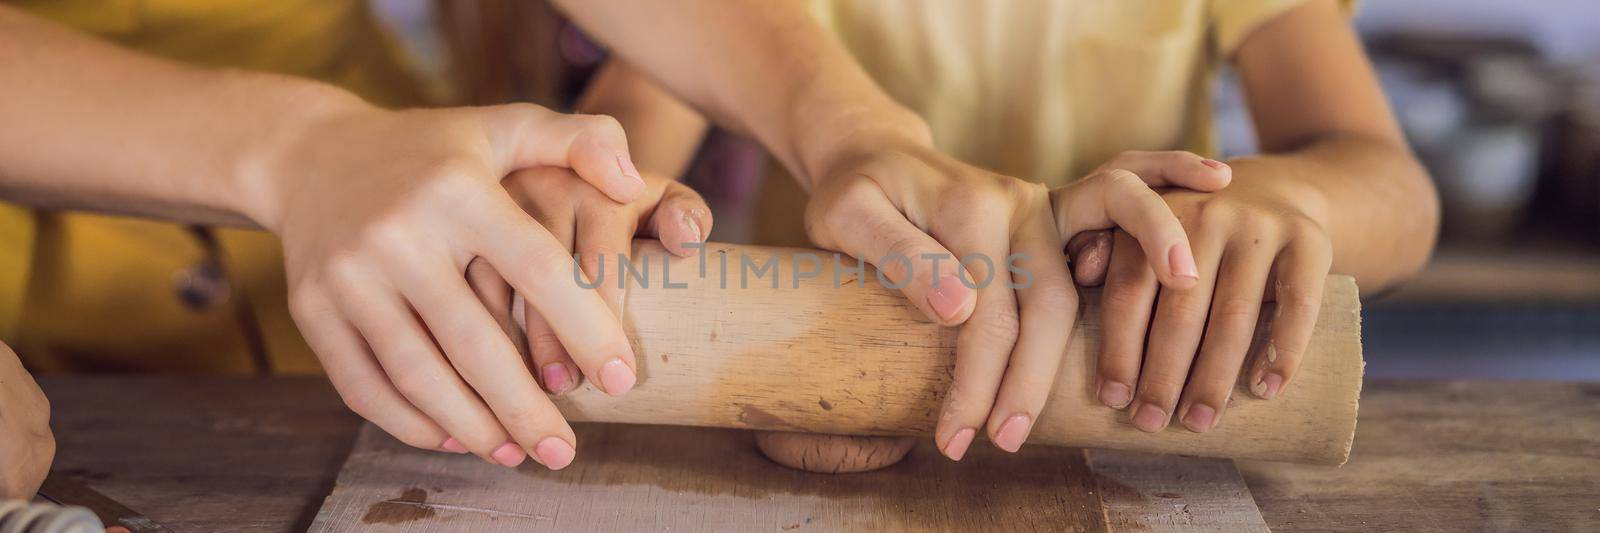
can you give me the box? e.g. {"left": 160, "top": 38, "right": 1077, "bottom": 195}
{"left": 37, "top": 377, "right": 1600, "bottom": 532}
{"left": 309, "top": 423, "right": 1266, "bottom": 532}
{"left": 545, "top": 241, "right": 1363, "bottom": 464}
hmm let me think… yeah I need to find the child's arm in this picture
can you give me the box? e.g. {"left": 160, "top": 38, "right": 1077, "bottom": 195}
{"left": 1088, "top": 0, "right": 1438, "bottom": 435}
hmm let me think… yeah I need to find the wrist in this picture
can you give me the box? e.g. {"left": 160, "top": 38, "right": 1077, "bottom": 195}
{"left": 224, "top": 70, "right": 373, "bottom": 233}
{"left": 788, "top": 84, "right": 932, "bottom": 190}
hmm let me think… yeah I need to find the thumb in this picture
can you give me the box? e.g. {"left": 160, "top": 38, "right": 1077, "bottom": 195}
{"left": 487, "top": 104, "right": 646, "bottom": 203}
{"left": 644, "top": 180, "right": 714, "bottom": 257}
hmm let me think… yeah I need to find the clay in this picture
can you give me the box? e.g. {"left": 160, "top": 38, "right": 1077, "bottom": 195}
{"left": 754, "top": 431, "right": 916, "bottom": 473}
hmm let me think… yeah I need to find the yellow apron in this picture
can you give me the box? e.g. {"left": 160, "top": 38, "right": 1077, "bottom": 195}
{"left": 0, "top": 0, "right": 426, "bottom": 374}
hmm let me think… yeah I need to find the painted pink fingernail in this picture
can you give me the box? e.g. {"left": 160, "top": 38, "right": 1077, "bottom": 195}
{"left": 993, "top": 414, "right": 1033, "bottom": 453}
{"left": 1131, "top": 403, "right": 1169, "bottom": 432}
{"left": 1183, "top": 404, "right": 1216, "bottom": 433}
{"left": 616, "top": 154, "right": 645, "bottom": 186}
{"left": 1098, "top": 381, "right": 1133, "bottom": 409}
{"left": 926, "top": 275, "right": 969, "bottom": 322}
{"left": 542, "top": 363, "right": 575, "bottom": 395}
{"left": 491, "top": 442, "right": 526, "bottom": 467}
{"left": 1168, "top": 244, "right": 1199, "bottom": 280}
{"left": 942, "top": 427, "right": 976, "bottom": 461}
{"left": 1261, "top": 373, "right": 1284, "bottom": 400}
{"left": 599, "top": 358, "right": 636, "bottom": 396}
{"left": 534, "top": 437, "right": 577, "bottom": 470}
{"left": 1202, "top": 159, "right": 1229, "bottom": 170}
{"left": 440, "top": 438, "right": 468, "bottom": 454}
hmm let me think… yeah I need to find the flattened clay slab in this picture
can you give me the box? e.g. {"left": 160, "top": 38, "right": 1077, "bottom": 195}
{"left": 311, "top": 423, "right": 1267, "bottom": 532}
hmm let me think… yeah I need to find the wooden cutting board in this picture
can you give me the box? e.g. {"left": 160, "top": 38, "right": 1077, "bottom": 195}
{"left": 310, "top": 423, "right": 1268, "bottom": 531}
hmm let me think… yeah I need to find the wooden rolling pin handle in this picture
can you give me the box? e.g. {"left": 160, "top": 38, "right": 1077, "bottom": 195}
{"left": 549, "top": 241, "right": 1362, "bottom": 465}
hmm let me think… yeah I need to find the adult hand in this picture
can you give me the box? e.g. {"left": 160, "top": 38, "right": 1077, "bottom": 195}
{"left": 466, "top": 167, "right": 711, "bottom": 402}
{"left": 0, "top": 341, "right": 52, "bottom": 500}
{"left": 1072, "top": 152, "right": 1333, "bottom": 434}
{"left": 803, "top": 141, "right": 1223, "bottom": 459}
{"left": 267, "top": 103, "right": 645, "bottom": 469}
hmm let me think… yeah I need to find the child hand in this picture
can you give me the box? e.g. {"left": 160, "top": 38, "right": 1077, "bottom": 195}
{"left": 0, "top": 341, "right": 52, "bottom": 499}
{"left": 1066, "top": 152, "right": 1333, "bottom": 434}
{"left": 465, "top": 167, "right": 710, "bottom": 432}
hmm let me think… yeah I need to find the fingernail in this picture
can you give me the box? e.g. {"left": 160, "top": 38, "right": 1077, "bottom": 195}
{"left": 542, "top": 363, "right": 575, "bottom": 395}
{"left": 1261, "top": 373, "right": 1284, "bottom": 400}
{"left": 993, "top": 414, "right": 1033, "bottom": 453}
{"left": 1168, "top": 244, "right": 1199, "bottom": 280}
{"left": 1182, "top": 404, "right": 1216, "bottom": 433}
{"left": 1131, "top": 403, "right": 1169, "bottom": 432}
{"left": 926, "top": 275, "right": 969, "bottom": 322}
{"left": 440, "top": 438, "right": 468, "bottom": 454}
{"left": 534, "top": 437, "right": 576, "bottom": 470}
{"left": 599, "top": 358, "right": 636, "bottom": 396}
{"left": 491, "top": 442, "right": 526, "bottom": 467}
{"left": 942, "top": 427, "right": 976, "bottom": 461}
{"left": 1098, "top": 380, "right": 1133, "bottom": 409}
{"left": 683, "top": 211, "right": 703, "bottom": 242}
{"left": 1202, "top": 159, "right": 1228, "bottom": 170}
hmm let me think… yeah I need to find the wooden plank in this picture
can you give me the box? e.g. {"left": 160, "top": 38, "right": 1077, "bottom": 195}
{"left": 543, "top": 241, "right": 1363, "bottom": 464}
{"left": 38, "top": 377, "right": 1600, "bottom": 531}
{"left": 1239, "top": 380, "right": 1600, "bottom": 532}
{"left": 310, "top": 423, "right": 1268, "bottom": 532}
{"left": 1088, "top": 450, "right": 1268, "bottom": 532}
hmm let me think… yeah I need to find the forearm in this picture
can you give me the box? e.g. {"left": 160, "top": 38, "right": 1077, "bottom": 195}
{"left": 0, "top": 6, "right": 363, "bottom": 227}
{"left": 575, "top": 61, "right": 709, "bottom": 179}
{"left": 1228, "top": 134, "right": 1438, "bottom": 291}
{"left": 552, "top": 0, "right": 929, "bottom": 188}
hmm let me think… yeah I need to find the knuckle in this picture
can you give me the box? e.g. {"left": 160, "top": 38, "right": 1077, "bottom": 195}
{"left": 1212, "top": 298, "right": 1261, "bottom": 325}
{"left": 971, "top": 305, "right": 1022, "bottom": 344}
{"left": 339, "top": 388, "right": 381, "bottom": 419}
{"left": 1137, "top": 376, "right": 1185, "bottom": 405}
{"left": 940, "top": 180, "right": 1013, "bottom": 216}
{"left": 388, "top": 368, "right": 438, "bottom": 401}
{"left": 391, "top": 429, "right": 442, "bottom": 451}
{"left": 1101, "top": 281, "right": 1151, "bottom": 311}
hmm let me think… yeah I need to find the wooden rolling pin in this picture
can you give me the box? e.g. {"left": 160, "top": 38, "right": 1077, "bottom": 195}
{"left": 548, "top": 241, "right": 1362, "bottom": 465}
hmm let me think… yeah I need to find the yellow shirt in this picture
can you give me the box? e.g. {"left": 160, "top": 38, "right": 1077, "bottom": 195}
{"left": 754, "top": 0, "right": 1351, "bottom": 246}
{"left": 0, "top": 0, "right": 425, "bottom": 374}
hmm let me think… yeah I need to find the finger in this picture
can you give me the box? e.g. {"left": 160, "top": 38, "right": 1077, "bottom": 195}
{"left": 332, "top": 271, "right": 517, "bottom": 465}
{"left": 1066, "top": 230, "right": 1112, "bottom": 286}
{"left": 568, "top": 199, "right": 639, "bottom": 393}
{"left": 470, "top": 198, "right": 638, "bottom": 397}
{"left": 932, "top": 223, "right": 1015, "bottom": 460}
{"left": 1096, "top": 150, "right": 1232, "bottom": 191}
{"left": 289, "top": 287, "right": 453, "bottom": 453}
{"left": 1053, "top": 169, "right": 1200, "bottom": 288}
{"left": 464, "top": 258, "right": 517, "bottom": 341}
{"left": 1094, "top": 231, "right": 1158, "bottom": 411}
{"left": 1129, "top": 235, "right": 1225, "bottom": 433}
{"left": 984, "top": 210, "right": 1076, "bottom": 453}
{"left": 395, "top": 254, "right": 581, "bottom": 470}
{"left": 495, "top": 106, "right": 645, "bottom": 203}
{"left": 1249, "top": 231, "right": 1331, "bottom": 400}
{"left": 644, "top": 180, "right": 713, "bottom": 257}
{"left": 1177, "top": 243, "right": 1275, "bottom": 433}
{"left": 519, "top": 206, "right": 582, "bottom": 396}
{"left": 522, "top": 302, "right": 580, "bottom": 395}
{"left": 811, "top": 183, "right": 975, "bottom": 326}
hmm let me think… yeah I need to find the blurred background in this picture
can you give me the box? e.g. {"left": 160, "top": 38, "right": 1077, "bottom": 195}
{"left": 372, "top": 0, "right": 1600, "bottom": 380}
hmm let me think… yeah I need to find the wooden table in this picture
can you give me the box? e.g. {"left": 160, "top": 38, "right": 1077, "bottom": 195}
{"left": 38, "top": 376, "right": 1600, "bottom": 531}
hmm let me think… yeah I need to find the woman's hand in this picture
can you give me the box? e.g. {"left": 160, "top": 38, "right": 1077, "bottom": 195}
{"left": 266, "top": 102, "right": 646, "bottom": 469}
{"left": 0, "top": 341, "right": 52, "bottom": 500}
{"left": 1073, "top": 153, "right": 1334, "bottom": 434}
{"left": 802, "top": 139, "right": 1224, "bottom": 459}
{"left": 467, "top": 167, "right": 711, "bottom": 400}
